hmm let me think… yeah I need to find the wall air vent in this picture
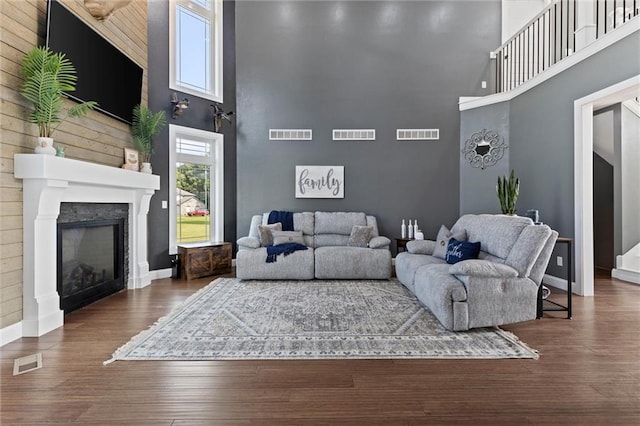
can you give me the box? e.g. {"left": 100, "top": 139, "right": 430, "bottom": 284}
{"left": 396, "top": 129, "right": 440, "bottom": 141}
{"left": 332, "top": 129, "right": 376, "bottom": 141}
{"left": 269, "top": 129, "right": 313, "bottom": 140}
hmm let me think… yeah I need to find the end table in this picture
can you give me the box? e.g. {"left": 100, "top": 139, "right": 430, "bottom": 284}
{"left": 395, "top": 237, "right": 412, "bottom": 255}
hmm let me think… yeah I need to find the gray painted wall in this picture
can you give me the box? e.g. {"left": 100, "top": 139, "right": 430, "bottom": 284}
{"left": 509, "top": 33, "right": 639, "bottom": 278}
{"left": 147, "top": 0, "right": 237, "bottom": 270}
{"left": 508, "top": 33, "right": 639, "bottom": 239}
{"left": 459, "top": 101, "right": 510, "bottom": 215}
{"left": 235, "top": 1, "right": 500, "bottom": 245}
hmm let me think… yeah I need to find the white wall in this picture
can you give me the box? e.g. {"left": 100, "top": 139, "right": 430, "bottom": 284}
{"left": 501, "top": 0, "right": 549, "bottom": 43}
{"left": 593, "top": 110, "right": 615, "bottom": 164}
{"left": 621, "top": 101, "right": 640, "bottom": 253}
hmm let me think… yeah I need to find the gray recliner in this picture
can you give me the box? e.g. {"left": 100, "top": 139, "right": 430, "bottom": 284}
{"left": 395, "top": 214, "right": 558, "bottom": 331}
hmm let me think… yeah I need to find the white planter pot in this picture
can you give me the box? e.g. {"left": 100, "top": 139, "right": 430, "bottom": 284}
{"left": 140, "top": 162, "right": 152, "bottom": 174}
{"left": 35, "top": 137, "right": 56, "bottom": 155}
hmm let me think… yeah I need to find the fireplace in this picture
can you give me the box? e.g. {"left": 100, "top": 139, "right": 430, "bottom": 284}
{"left": 14, "top": 154, "right": 159, "bottom": 336}
{"left": 57, "top": 218, "right": 125, "bottom": 314}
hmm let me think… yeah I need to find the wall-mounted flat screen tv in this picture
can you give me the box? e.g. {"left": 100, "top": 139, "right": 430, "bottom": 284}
{"left": 46, "top": 0, "right": 143, "bottom": 124}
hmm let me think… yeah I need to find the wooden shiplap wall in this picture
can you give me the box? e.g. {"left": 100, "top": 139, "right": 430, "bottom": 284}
{"left": 0, "top": 0, "right": 148, "bottom": 329}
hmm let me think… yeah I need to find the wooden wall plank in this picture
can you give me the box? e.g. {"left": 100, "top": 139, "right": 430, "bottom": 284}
{"left": 0, "top": 270, "right": 22, "bottom": 288}
{"left": 0, "top": 230, "right": 22, "bottom": 245}
{"left": 0, "top": 256, "right": 22, "bottom": 274}
{"left": 0, "top": 214, "right": 22, "bottom": 231}
{"left": 0, "top": 309, "right": 22, "bottom": 329}
{"left": 0, "top": 282, "right": 22, "bottom": 302}
{"left": 0, "top": 0, "right": 148, "bottom": 330}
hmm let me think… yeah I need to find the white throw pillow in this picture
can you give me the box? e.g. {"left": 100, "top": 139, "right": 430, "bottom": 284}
{"left": 432, "top": 225, "right": 467, "bottom": 259}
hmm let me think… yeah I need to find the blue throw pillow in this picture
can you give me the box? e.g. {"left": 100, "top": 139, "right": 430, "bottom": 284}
{"left": 446, "top": 238, "right": 481, "bottom": 264}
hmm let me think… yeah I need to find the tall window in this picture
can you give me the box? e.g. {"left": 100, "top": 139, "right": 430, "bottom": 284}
{"left": 169, "top": 125, "right": 224, "bottom": 254}
{"left": 169, "top": 0, "right": 223, "bottom": 102}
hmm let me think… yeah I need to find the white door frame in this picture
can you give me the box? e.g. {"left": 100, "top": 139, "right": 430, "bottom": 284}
{"left": 574, "top": 75, "right": 640, "bottom": 296}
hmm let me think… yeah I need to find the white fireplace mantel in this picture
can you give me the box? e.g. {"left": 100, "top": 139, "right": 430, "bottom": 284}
{"left": 14, "top": 154, "right": 160, "bottom": 337}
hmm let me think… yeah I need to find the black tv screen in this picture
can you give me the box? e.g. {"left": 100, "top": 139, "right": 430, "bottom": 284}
{"left": 46, "top": 0, "right": 143, "bottom": 124}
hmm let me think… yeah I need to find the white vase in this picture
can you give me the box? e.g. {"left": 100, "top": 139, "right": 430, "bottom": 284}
{"left": 35, "top": 137, "right": 56, "bottom": 155}
{"left": 140, "top": 162, "right": 152, "bottom": 174}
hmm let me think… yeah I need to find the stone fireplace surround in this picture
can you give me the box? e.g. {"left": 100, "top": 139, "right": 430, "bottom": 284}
{"left": 14, "top": 154, "right": 160, "bottom": 337}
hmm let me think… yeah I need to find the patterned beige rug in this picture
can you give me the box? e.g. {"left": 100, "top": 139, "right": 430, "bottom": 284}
{"left": 106, "top": 278, "right": 538, "bottom": 362}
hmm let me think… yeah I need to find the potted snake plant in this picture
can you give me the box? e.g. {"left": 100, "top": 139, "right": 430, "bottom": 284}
{"left": 20, "top": 46, "right": 97, "bottom": 154}
{"left": 496, "top": 169, "right": 520, "bottom": 215}
{"left": 130, "top": 104, "right": 166, "bottom": 173}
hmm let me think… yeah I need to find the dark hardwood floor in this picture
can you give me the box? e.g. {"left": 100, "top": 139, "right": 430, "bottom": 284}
{"left": 2, "top": 270, "right": 639, "bottom": 424}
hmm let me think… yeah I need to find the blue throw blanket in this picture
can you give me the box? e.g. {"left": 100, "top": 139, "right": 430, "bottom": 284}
{"left": 266, "top": 242, "right": 308, "bottom": 263}
{"left": 268, "top": 210, "right": 294, "bottom": 231}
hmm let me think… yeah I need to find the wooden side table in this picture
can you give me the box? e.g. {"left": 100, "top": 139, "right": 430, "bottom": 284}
{"left": 395, "top": 238, "right": 412, "bottom": 255}
{"left": 178, "top": 242, "right": 232, "bottom": 280}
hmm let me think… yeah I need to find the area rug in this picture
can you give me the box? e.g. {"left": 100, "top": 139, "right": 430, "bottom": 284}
{"left": 106, "top": 278, "right": 538, "bottom": 362}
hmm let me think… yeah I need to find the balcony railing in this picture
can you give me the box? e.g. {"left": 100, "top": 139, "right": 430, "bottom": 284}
{"left": 493, "top": 0, "right": 639, "bottom": 93}
{"left": 597, "top": 0, "right": 639, "bottom": 36}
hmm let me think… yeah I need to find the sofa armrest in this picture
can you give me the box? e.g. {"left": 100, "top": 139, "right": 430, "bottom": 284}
{"left": 369, "top": 236, "right": 391, "bottom": 249}
{"left": 449, "top": 259, "right": 518, "bottom": 278}
{"left": 237, "top": 236, "right": 260, "bottom": 249}
{"left": 407, "top": 240, "right": 436, "bottom": 255}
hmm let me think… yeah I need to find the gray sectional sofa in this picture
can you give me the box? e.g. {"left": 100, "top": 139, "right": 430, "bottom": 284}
{"left": 395, "top": 214, "right": 558, "bottom": 331}
{"left": 236, "top": 211, "right": 392, "bottom": 280}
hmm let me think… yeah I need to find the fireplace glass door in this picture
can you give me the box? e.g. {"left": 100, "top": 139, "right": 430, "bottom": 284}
{"left": 57, "top": 219, "right": 125, "bottom": 314}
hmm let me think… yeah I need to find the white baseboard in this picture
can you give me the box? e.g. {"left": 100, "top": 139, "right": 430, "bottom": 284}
{"left": 150, "top": 260, "right": 236, "bottom": 281}
{"left": 543, "top": 273, "right": 577, "bottom": 294}
{"left": 149, "top": 268, "right": 172, "bottom": 281}
{"left": 1, "top": 321, "right": 23, "bottom": 347}
{"left": 612, "top": 268, "right": 640, "bottom": 285}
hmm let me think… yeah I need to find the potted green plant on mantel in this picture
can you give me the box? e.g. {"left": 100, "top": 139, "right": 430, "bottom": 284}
{"left": 130, "top": 104, "right": 166, "bottom": 173}
{"left": 20, "top": 46, "right": 97, "bottom": 155}
{"left": 497, "top": 169, "right": 520, "bottom": 215}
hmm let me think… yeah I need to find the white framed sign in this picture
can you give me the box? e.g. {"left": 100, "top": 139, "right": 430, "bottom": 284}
{"left": 295, "top": 166, "right": 344, "bottom": 198}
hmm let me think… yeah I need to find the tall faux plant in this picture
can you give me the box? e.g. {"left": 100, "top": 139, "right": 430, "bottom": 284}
{"left": 21, "top": 46, "right": 97, "bottom": 138}
{"left": 131, "top": 104, "right": 167, "bottom": 164}
{"left": 497, "top": 169, "right": 520, "bottom": 215}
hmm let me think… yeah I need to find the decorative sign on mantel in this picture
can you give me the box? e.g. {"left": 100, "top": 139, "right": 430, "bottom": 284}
{"left": 295, "top": 166, "right": 344, "bottom": 198}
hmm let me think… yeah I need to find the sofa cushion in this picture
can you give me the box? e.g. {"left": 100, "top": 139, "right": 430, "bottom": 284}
{"left": 394, "top": 252, "right": 446, "bottom": 293}
{"left": 505, "top": 224, "right": 553, "bottom": 277}
{"left": 236, "top": 247, "right": 315, "bottom": 280}
{"left": 413, "top": 264, "right": 468, "bottom": 330}
{"left": 365, "top": 215, "right": 380, "bottom": 237}
{"left": 258, "top": 223, "right": 282, "bottom": 246}
{"left": 348, "top": 225, "right": 373, "bottom": 247}
{"left": 449, "top": 259, "right": 518, "bottom": 278}
{"left": 433, "top": 225, "right": 467, "bottom": 259}
{"left": 451, "top": 214, "right": 531, "bottom": 259}
{"left": 293, "top": 212, "right": 315, "bottom": 236}
{"left": 315, "top": 234, "right": 350, "bottom": 247}
{"left": 237, "top": 236, "right": 260, "bottom": 249}
{"left": 272, "top": 230, "right": 305, "bottom": 246}
{"left": 529, "top": 228, "right": 558, "bottom": 285}
{"left": 368, "top": 236, "right": 391, "bottom": 249}
{"left": 407, "top": 240, "right": 435, "bottom": 255}
{"left": 315, "top": 212, "right": 366, "bottom": 235}
{"left": 445, "top": 238, "right": 481, "bottom": 264}
{"left": 247, "top": 214, "right": 264, "bottom": 239}
{"left": 314, "top": 246, "right": 391, "bottom": 279}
